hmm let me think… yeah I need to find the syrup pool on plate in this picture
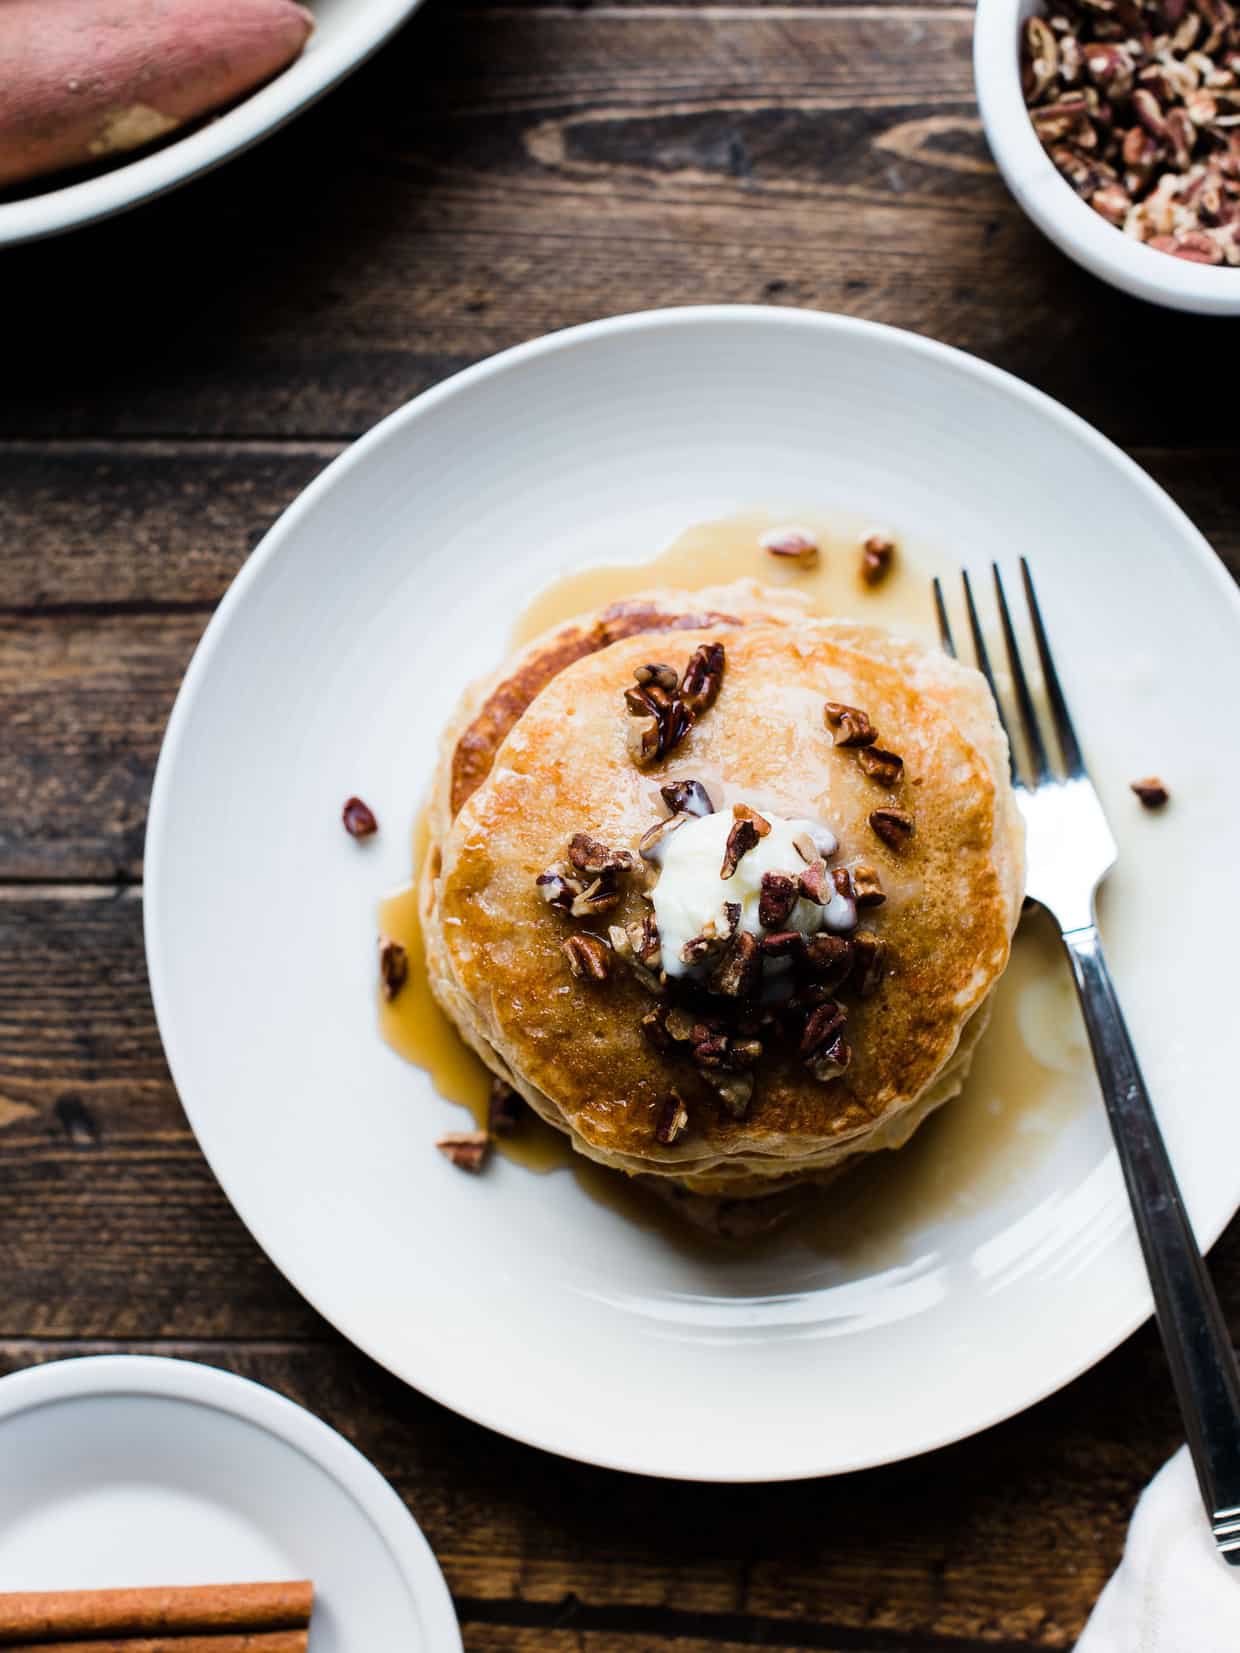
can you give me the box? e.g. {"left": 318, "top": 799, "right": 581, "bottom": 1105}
{"left": 377, "top": 510, "right": 1094, "bottom": 1254}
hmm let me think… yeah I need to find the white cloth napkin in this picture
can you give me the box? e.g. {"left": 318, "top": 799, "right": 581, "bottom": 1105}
{"left": 1078, "top": 1446, "right": 1240, "bottom": 1651}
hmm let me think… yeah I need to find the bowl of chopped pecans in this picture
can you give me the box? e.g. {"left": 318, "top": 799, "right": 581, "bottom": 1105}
{"left": 975, "top": 0, "right": 1240, "bottom": 311}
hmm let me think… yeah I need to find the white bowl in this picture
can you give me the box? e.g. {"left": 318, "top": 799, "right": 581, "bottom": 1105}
{"left": 974, "top": 0, "right": 1240, "bottom": 313}
{"left": 0, "top": 0, "right": 424, "bottom": 248}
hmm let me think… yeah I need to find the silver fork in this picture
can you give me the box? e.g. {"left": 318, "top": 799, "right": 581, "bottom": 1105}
{"left": 935, "top": 559, "right": 1240, "bottom": 1563}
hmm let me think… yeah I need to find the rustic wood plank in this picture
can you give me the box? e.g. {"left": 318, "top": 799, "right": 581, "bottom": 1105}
{"left": 0, "top": 893, "right": 317, "bottom": 1337}
{"left": 0, "top": 9, "right": 1230, "bottom": 449}
{"left": 0, "top": 443, "right": 338, "bottom": 611}
{"left": 0, "top": 1315, "right": 1222, "bottom": 1647}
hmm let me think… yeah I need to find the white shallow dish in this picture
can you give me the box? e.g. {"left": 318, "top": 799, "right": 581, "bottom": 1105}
{"left": 146, "top": 305, "right": 1240, "bottom": 1481}
{"left": 974, "top": 0, "right": 1240, "bottom": 313}
{"left": 0, "top": 1356, "right": 461, "bottom": 1649}
{"left": 0, "top": 0, "right": 422, "bottom": 248}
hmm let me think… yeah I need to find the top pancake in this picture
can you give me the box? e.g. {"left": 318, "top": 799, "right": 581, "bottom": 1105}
{"left": 424, "top": 603, "right": 1021, "bottom": 1181}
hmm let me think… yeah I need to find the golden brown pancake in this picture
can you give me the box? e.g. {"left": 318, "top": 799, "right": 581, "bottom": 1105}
{"left": 421, "top": 584, "right": 1023, "bottom": 1200}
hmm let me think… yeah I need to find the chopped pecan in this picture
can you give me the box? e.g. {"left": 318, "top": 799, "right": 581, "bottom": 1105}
{"left": 570, "top": 874, "right": 623, "bottom": 918}
{"left": 857, "top": 745, "right": 905, "bottom": 786}
{"left": 1131, "top": 775, "right": 1170, "bottom": 807}
{"left": 562, "top": 933, "right": 613, "bottom": 981}
{"left": 869, "top": 807, "right": 915, "bottom": 849}
{"left": 626, "top": 713, "right": 661, "bottom": 767}
{"left": 803, "top": 933, "right": 854, "bottom": 987}
{"left": 536, "top": 865, "right": 580, "bottom": 912}
{"left": 660, "top": 778, "right": 714, "bottom": 818}
{"left": 655, "top": 1090, "right": 690, "bottom": 1146}
{"left": 800, "top": 1001, "right": 847, "bottom": 1057}
{"left": 488, "top": 1077, "right": 523, "bottom": 1135}
{"left": 850, "top": 863, "right": 886, "bottom": 908}
{"left": 720, "top": 804, "right": 770, "bottom": 878}
{"left": 665, "top": 1006, "right": 697, "bottom": 1042}
{"left": 708, "top": 930, "right": 761, "bottom": 998}
{"left": 638, "top": 813, "right": 690, "bottom": 862}
{"left": 860, "top": 534, "right": 896, "bottom": 587}
{"left": 641, "top": 1004, "right": 675, "bottom": 1053}
{"left": 761, "top": 929, "right": 807, "bottom": 959}
{"left": 759, "top": 871, "right": 799, "bottom": 929}
{"left": 680, "top": 641, "right": 726, "bottom": 715}
{"left": 609, "top": 919, "right": 665, "bottom": 993}
{"left": 706, "top": 1070, "right": 755, "bottom": 1120}
{"left": 851, "top": 931, "right": 890, "bottom": 997}
{"left": 823, "top": 701, "right": 878, "bottom": 747}
{"left": 634, "top": 662, "right": 680, "bottom": 692}
{"left": 797, "top": 858, "right": 832, "bottom": 904}
{"left": 692, "top": 1033, "right": 732, "bottom": 1069}
{"left": 570, "top": 831, "right": 639, "bottom": 875}
{"left": 379, "top": 937, "right": 408, "bottom": 1002}
{"left": 342, "top": 796, "right": 378, "bottom": 838}
{"left": 436, "top": 1130, "right": 491, "bottom": 1172}
{"left": 824, "top": 867, "right": 859, "bottom": 933}
{"left": 760, "top": 526, "right": 819, "bottom": 566}
{"left": 807, "top": 1035, "right": 852, "bottom": 1083}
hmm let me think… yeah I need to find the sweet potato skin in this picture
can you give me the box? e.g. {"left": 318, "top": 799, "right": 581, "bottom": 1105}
{"left": 0, "top": 0, "right": 315, "bottom": 189}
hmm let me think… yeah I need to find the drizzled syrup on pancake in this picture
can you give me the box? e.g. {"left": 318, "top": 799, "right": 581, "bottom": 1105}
{"left": 378, "top": 511, "right": 1093, "bottom": 1256}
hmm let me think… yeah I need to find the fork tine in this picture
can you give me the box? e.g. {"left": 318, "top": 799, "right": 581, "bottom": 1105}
{"left": 961, "top": 570, "right": 1019, "bottom": 784}
{"left": 932, "top": 577, "right": 957, "bottom": 658}
{"left": 992, "top": 564, "right": 1051, "bottom": 784}
{"left": 1020, "top": 558, "right": 1085, "bottom": 779}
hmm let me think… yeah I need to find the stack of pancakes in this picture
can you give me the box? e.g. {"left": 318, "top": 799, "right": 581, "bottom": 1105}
{"left": 421, "top": 580, "right": 1024, "bottom": 1224}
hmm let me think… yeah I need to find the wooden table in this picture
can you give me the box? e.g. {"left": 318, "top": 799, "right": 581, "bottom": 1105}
{"left": 3, "top": 4, "right": 1238, "bottom": 1646}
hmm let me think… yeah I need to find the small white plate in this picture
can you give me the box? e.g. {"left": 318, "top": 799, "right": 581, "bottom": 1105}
{"left": 0, "top": 1356, "right": 461, "bottom": 1650}
{"left": 0, "top": 0, "right": 423, "bottom": 247}
{"left": 145, "top": 306, "right": 1240, "bottom": 1481}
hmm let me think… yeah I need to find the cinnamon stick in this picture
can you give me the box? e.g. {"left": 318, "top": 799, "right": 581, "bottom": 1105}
{"left": 3, "top": 1636, "right": 306, "bottom": 1653}
{"left": 0, "top": 1583, "right": 313, "bottom": 1645}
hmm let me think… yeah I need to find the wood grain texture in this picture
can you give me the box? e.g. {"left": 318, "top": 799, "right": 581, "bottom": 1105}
{"left": 1, "top": 7, "right": 1235, "bottom": 450}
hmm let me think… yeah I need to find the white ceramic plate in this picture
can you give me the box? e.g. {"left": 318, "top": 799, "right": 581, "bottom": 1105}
{"left": 145, "top": 306, "right": 1240, "bottom": 1481}
{"left": 0, "top": 0, "right": 423, "bottom": 247}
{"left": 0, "top": 1356, "right": 461, "bottom": 1648}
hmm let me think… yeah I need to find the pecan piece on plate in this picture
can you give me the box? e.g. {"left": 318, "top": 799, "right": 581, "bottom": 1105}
{"left": 860, "top": 534, "right": 895, "bottom": 587}
{"left": 342, "top": 795, "right": 378, "bottom": 838}
{"left": 1131, "top": 776, "right": 1170, "bottom": 808}
{"left": 760, "top": 526, "right": 819, "bottom": 567}
{"left": 437, "top": 1130, "right": 491, "bottom": 1173}
{"left": 379, "top": 937, "right": 409, "bottom": 1002}
{"left": 634, "top": 661, "right": 680, "bottom": 692}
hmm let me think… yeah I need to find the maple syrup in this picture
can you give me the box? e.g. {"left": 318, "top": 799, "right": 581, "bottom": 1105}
{"left": 378, "top": 511, "right": 1092, "bottom": 1248}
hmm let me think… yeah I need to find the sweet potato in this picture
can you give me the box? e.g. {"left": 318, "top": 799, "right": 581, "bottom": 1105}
{"left": 0, "top": 0, "right": 315, "bottom": 189}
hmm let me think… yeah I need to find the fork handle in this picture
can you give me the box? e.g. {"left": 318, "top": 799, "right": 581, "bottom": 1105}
{"left": 1064, "top": 922, "right": 1240, "bottom": 1560}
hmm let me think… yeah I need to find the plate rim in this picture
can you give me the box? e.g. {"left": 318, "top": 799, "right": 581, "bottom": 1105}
{"left": 0, "top": 1353, "right": 463, "bottom": 1647}
{"left": 0, "top": 0, "right": 424, "bottom": 248}
{"left": 144, "top": 303, "right": 1240, "bottom": 1480}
